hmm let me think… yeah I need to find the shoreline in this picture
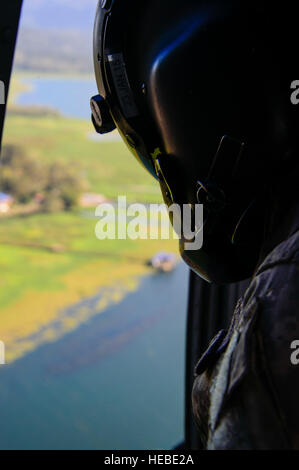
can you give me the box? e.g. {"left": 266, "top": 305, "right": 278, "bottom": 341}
{"left": 9, "top": 73, "right": 96, "bottom": 122}
{"left": 13, "top": 70, "right": 94, "bottom": 81}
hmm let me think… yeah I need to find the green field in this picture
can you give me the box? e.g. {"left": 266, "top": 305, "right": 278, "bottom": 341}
{"left": 3, "top": 112, "right": 161, "bottom": 203}
{"left": 0, "top": 109, "right": 179, "bottom": 363}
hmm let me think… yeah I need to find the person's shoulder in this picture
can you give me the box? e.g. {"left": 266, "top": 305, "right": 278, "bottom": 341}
{"left": 241, "top": 229, "right": 299, "bottom": 322}
{"left": 256, "top": 229, "right": 299, "bottom": 276}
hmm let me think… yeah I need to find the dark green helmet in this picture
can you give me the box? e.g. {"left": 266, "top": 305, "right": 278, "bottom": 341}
{"left": 91, "top": 0, "right": 299, "bottom": 283}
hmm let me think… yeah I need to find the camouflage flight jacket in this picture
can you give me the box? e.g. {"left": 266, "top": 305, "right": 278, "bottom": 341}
{"left": 192, "top": 229, "right": 299, "bottom": 449}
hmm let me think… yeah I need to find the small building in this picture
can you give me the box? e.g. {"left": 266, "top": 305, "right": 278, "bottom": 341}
{"left": 149, "top": 252, "right": 178, "bottom": 273}
{"left": 0, "top": 193, "right": 13, "bottom": 213}
{"left": 80, "top": 193, "right": 108, "bottom": 208}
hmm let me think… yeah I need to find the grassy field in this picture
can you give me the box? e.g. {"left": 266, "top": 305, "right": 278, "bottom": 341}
{"left": 3, "top": 112, "right": 161, "bottom": 203}
{"left": 5, "top": 74, "right": 161, "bottom": 202}
{"left": 0, "top": 103, "right": 180, "bottom": 363}
{"left": 0, "top": 211, "right": 179, "bottom": 362}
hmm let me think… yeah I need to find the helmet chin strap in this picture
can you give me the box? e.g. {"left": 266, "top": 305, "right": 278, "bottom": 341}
{"left": 154, "top": 135, "right": 264, "bottom": 250}
{"left": 231, "top": 199, "right": 261, "bottom": 245}
{"left": 208, "top": 135, "right": 245, "bottom": 181}
{"left": 196, "top": 135, "right": 265, "bottom": 246}
{"left": 196, "top": 135, "right": 245, "bottom": 215}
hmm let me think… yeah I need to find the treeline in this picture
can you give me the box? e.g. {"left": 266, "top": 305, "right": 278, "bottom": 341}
{"left": 15, "top": 28, "right": 93, "bottom": 75}
{"left": 0, "top": 145, "right": 87, "bottom": 212}
{"left": 8, "top": 106, "right": 60, "bottom": 118}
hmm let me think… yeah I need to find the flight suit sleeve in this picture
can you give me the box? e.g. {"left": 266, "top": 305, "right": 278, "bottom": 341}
{"left": 205, "top": 261, "right": 299, "bottom": 449}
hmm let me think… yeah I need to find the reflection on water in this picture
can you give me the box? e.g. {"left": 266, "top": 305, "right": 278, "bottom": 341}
{"left": 0, "top": 263, "right": 189, "bottom": 450}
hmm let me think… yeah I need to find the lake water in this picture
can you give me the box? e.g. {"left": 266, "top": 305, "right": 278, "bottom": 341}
{"left": 8, "top": 76, "right": 190, "bottom": 449}
{"left": 17, "top": 77, "right": 98, "bottom": 120}
{"left": 0, "top": 263, "right": 189, "bottom": 450}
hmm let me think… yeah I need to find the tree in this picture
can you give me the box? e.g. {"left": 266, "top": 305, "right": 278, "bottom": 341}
{"left": 43, "top": 161, "right": 86, "bottom": 212}
{"left": 0, "top": 145, "right": 46, "bottom": 203}
{"left": 0, "top": 145, "right": 87, "bottom": 212}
